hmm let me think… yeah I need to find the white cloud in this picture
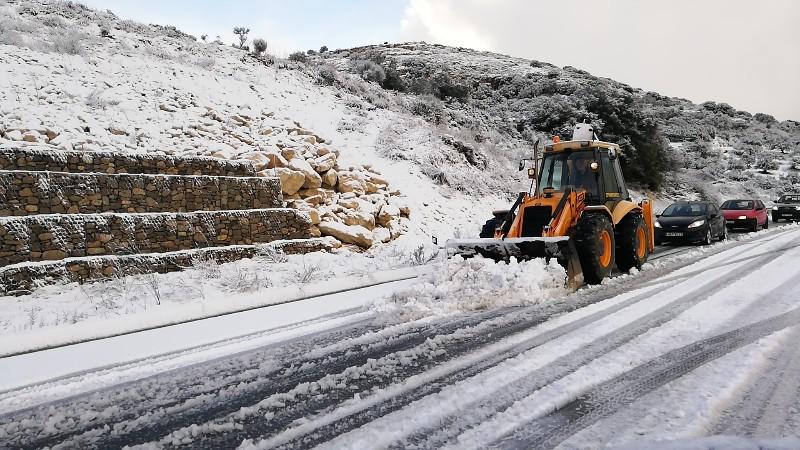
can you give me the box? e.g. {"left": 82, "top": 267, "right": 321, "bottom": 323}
{"left": 401, "top": 0, "right": 494, "bottom": 51}
{"left": 400, "top": 0, "right": 800, "bottom": 120}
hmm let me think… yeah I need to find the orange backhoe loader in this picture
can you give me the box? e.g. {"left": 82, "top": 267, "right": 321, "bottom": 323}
{"left": 447, "top": 123, "right": 655, "bottom": 286}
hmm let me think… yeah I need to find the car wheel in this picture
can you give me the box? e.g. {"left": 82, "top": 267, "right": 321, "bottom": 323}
{"left": 764, "top": 218, "right": 769, "bottom": 229}
{"left": 772, "top": 215, "right": 779, "bottom": 223}
{"left": 703, "top": 228, "right": 713, "bottom": 245}
{"left": 719, "top": 225, "right": 728, "bottom": 241}
{"left": 751, "top": 220, "right": 758, "bottom": 232}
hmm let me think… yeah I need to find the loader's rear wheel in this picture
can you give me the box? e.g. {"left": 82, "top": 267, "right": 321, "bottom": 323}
{"left": 479, "top": 217, "right": 501, "bottom": 238}
{"left": 574, "top": 214, "right": 615, "bottom": 284}
{"left": 616, "top": 214, "right": 649, "bottom": 272}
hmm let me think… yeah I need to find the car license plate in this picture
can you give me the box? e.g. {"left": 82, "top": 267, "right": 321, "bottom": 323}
{"left": 665, "top": 232, "right": 683, "bottom": 237}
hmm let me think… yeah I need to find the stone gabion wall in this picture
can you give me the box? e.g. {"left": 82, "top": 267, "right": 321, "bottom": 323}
{"left": 0, "top": 209, "right": 312, "bottom": 266}
{"left": 0, "top": 238, "right": 332, "bottom": 295}
{"left": 0, "top": 170, "right": 283, "bottom": 216}
{"left": 0, "top": 147, "right": 256, "bottom": 177}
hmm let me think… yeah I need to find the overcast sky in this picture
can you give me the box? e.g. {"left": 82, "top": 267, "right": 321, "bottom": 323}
{"left": 85, "top": 0, "right": 799, "bottom": 120}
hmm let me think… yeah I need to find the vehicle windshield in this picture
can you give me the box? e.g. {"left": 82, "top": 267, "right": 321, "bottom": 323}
{"left": 661, "top": 203, "right": 707, "bottom": 217}
{"left": 537, "top": 150, "right": 600, "bottom": 197}
{"left": 721, "top": 200, "right": 753, "bottom": 210}
{"left": 779, "top": 194, "right": 800, "bottom": 203}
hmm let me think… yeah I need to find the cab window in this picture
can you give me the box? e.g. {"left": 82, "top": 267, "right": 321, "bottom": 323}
{"left": 601, "top": 156, "right": 621, "bottom": 198}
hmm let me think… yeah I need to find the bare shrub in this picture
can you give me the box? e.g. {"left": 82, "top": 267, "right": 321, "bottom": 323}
{"left": 256, "top": 245, "right": 288, "bottom": 263}
{"left": 233, "top": 26, "right": 249, "bottom": 49}
{"left": 52, "top": 31, "right": 85, "bottom": 55}
{"left": 116, "top": 19, "right": 149, "bottom": 35}
{"left": 218, "top": 264, "right": 271, "bottom": 293}
{"left": 252, "top": 38, "right": 267, "bottom": 55}
{"left": 351, "top": 59, "right": 386, "bottom": 84}
{"left": 291, "top": 260, "right": 322, "bottom": 284}
{"left": 317, "top": 64, "right": 340, "bottom": 85}
{"left": 194, "top": 55, "right": 215, "bottom": 69}
{"left": 40, "top": 14, "right": 66, "bottom": 28}
{"left": 410, "top": 94, "right": 445, "bottom": 124}
{"left": 288, "top": 51, "right": 307, "bottom": 63}
{"left": 405, "top": 244, "right": 437, "bottom": 266}
{"left": 140, "top": 272, "right": 162, "bottom": 305}
{"left": 85, "top": 89, "right": 119, "bottom": 110}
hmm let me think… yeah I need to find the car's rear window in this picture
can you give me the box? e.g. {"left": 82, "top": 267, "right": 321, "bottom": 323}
{"left": 721, "top": 200, "right": 753, "bottom": 210}
{"left": 779, "top": 195, "right": 800, "bottom": 203}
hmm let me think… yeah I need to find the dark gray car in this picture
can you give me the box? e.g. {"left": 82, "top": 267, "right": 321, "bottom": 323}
{"left": 655, "top": 201, "right": 727, "bottom": 245}
{"left": 772, "top": 193, "right": 800, "bottom": 222}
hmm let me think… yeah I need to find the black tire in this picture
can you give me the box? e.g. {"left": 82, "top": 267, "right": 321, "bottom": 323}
{"left": 772, "top": 214, "right": 779, "bottom": 223}
{"left": 751, "top": 220, "right": 758, "bottom": 232}
{"left": 479, "top": 217, "right": 501, "bottom": 238}
{"left": 701, "top": 227, "right": 713, "bottom": 245}
{"left": 764, "top": 218, "right": 769, "bottom": 229}
{"left": 719, "top": 225, "right": 728, "bottom": 241}
{"left": 574, "top": 214, "right": 615, "bottom": 285}
{"left": 616, "top": 214, "right": 649, "bottom": 272}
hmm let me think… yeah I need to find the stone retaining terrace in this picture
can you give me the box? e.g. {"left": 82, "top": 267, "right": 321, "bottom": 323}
{"left": 0, "top": 239, "right": 333, "bottom": 295}
{"left": 0, "top": 209, "right": 312, "bottom": 266}
{"left": 0, "top": 147, "right": 257, "bottom": 176}
{"left": 0, "top": 170, "right": 283, "bottom": 216}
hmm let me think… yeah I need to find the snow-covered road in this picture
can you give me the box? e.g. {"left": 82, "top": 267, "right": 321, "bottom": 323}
{"left": 1, "top": 227, "right": 800, "bottom": 449}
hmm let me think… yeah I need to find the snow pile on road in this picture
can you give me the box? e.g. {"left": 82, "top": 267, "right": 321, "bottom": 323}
{"left": 0, "top": 244, "right": 433, "bottom": 337}
{"left": 373, "top": 256, "right": 568, "bottom": 321}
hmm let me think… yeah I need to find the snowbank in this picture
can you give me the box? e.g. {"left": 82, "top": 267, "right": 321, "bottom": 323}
{"left": 372, "top": 256, "right": 568, "bottom": 322}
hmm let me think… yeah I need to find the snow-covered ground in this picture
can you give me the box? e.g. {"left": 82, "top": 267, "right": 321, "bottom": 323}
{"left": 1, "top": 224, "right": 799, "bottom": 449}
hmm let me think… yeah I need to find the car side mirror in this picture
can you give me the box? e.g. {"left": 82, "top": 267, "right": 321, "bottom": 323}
{"left": 656, "top": 214, "right": 661, "bottom": 218}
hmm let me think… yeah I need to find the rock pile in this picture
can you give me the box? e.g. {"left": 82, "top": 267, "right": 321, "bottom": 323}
{"left": 189, "top": 108, "right": 412, "bottom": 249}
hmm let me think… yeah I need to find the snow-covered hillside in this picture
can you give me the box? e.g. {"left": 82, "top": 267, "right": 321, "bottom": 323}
{"left": 0, "top": 0, "right": 512, "bottom": 250}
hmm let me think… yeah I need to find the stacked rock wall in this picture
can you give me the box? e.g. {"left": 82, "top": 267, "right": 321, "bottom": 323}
{"left": 0, "top": 147, "right": 328, "bottom": 294}
{"left": 0, "top": 239, "right": 332, "bottom": 295}
{"left": 0, "top": 147, "right": 257, "bottom": 176}
{"left": 0, "top": 209, "right": 311, "bottom": 265}
{"left": 0, "top": 170, "right": 282, "bottom": 215}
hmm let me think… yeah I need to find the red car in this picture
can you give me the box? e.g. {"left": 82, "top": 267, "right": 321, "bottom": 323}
{"left": 720, "top": 199, "right": 769, "bottom": 231}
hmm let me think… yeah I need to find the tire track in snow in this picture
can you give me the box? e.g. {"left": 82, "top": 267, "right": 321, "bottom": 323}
{"left": 0, "top": 313, "right": 455, "bottom": 448}
{"left": 260, "top": 233, "right": 799, "bottom": 449}
{"left": 713, "top": 325, "right": 800, "bottom": 438}
{"left": 3, "top": 228, "right": 796, "bottom": 449}
{"left": 363, "top": 253, "right": 779, "bottom": 450}
{"left": 5, "top": 309, "right": 514, "bottom": 450}
{"left": 491, "top": 307, "right": 800, "bottom": 450}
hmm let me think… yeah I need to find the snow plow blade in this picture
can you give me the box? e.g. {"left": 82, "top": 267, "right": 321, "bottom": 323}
{"left": 446, "top": 237, "right": 584, "bottom": 288}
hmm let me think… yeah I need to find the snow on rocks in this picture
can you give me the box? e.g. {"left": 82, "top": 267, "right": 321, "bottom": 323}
{"left": 0, "top": 2, "right": 417, "bottom": 250}
{"left": 373, "top": 256, "right": 568, "bottom": 322}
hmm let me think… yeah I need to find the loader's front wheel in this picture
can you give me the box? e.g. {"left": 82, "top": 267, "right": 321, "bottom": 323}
{"left": 479, "top": 217, "right": 501, "bottom": 238}
{"left": 616, "top": 214, "right": 649, "bottom": 272}
{"left": 574, "top": 214, "right": 615, "bottom": 284}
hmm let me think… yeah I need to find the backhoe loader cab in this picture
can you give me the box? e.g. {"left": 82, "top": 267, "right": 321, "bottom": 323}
{"left": 447, "top": 125, "right": 655, "bottom": 287}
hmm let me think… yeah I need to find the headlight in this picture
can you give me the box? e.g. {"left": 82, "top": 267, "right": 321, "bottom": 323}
{"left": 772, "top": 206, "right": 778, "bottom": 210}
{"left": 796, "top": 206, "right": 800, "bottom": 210}
{"left": 654, "top": 221, "right": 661, "bottom": 228}
{"left": 688, "top": 219, "right": 706, "bottom": 228}
{"left": 738, "top": 215, "right": 747, "bottom": 220}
